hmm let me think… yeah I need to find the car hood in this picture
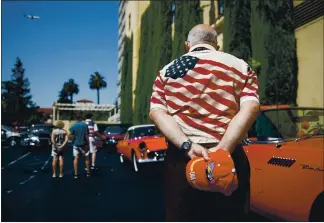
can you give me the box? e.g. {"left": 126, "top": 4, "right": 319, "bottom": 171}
{"left": 246, "top": 137, "right": 324, "bottom": 168}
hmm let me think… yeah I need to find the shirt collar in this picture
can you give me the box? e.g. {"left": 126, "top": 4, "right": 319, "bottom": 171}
{"left": 189, "top": 43, "right": 217, "bottom": 52}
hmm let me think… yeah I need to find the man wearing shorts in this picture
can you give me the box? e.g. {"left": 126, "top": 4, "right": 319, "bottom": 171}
{"left": 69, "top": 114, "right": 91, "bottom": 179}
{"left": 84, "top": 113, "right": 101, "bottom": 170}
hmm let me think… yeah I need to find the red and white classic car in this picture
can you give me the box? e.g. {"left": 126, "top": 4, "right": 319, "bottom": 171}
{"left": 116, "top": 124, "right": 168, "bottom": 172}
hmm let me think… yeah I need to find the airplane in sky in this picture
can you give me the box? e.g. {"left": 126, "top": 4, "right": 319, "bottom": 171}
{"left": 24, "top": 14, "right": 40, "bottom": 20}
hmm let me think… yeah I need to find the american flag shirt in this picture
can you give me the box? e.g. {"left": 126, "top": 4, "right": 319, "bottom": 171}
{"left": 85, "top": 119, "right": 98, "bottom": 137}
{"left": 150, "top": 44, "right": 259, "bottom": 144}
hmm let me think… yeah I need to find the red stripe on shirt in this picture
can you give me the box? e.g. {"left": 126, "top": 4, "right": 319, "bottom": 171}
{"left": 176, "top": 113, "right": 223, "bottom": 140}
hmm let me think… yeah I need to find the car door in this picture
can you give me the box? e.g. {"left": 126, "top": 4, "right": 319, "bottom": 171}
{"left": 117, "top": 131, "right": 130, "bottom": 157}
{"left": 246, "top": 140, "right": 323, "bottom": 221}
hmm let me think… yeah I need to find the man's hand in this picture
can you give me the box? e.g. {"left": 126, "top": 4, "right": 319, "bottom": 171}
{"left": 187, "top": 143, "right": 209, "bottom": 161}
{"left": 208, "top": 147, "right": 221, "bottom": 153}
{"left": 212, "top": 101, "right": 259, "bottom": 154}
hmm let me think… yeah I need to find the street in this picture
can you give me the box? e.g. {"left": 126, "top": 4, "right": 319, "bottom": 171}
{"left": 1, "top": 144, "right": 269, "bottom": 222}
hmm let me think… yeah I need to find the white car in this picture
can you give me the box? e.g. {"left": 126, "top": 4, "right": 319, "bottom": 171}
{"left": 1, "top": 125, "right": 21, "bottom": 146}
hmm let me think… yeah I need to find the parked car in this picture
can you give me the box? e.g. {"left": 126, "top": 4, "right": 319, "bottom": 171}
{"left": 243, "top": 106, "right": 324, "bottom": 221}
{"left": 117, "top": 124, "right": 168, "bottom": 172}
{"left": 21, "top": 124, "right": 55, "bottom": 149}
{"left": 104, "top": 124, "right": 131, "bottom": 147}
{"left": 1, "top": 125, "right": 21, "bottom": 147}
{"left": 97, "top": 123, "right": 111, "bottom": 134}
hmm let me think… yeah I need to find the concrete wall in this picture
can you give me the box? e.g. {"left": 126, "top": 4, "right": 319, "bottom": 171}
{"left": 295, "top": 16, "right": 324, "bottom": 108}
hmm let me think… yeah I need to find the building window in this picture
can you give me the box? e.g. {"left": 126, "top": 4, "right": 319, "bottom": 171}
{"left": 172, "top": 0, "right": 176, "bottom": 23}
{"left": 129, "top": 14, "right": 131, "bottom": 31}
{"left": 218, "top": 0, "right": 224, "bottom": 16}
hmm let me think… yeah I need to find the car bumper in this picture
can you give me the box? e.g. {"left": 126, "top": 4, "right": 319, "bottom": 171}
{"left": 137, "top": 157, "right": 165, "bottom": 163}
{"left": 21, "top": 139, "right": 51, "bottom": 147}
{"left": 138, "top": 150, "right": 166, "bottom": 163}
{"left": 105, "top": 138, "right": 119, "bottom": 145}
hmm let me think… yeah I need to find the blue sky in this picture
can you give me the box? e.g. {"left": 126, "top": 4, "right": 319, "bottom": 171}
{"left": 2, "top": 1, "right": 119, "bottom": 107}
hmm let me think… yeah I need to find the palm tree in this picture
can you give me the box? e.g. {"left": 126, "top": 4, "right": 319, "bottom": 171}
{"left": 57, "top": 88, "right": 71, "bottom": 103}
{"left": 64, "top": 79, "right": 79, "bottom": 103}
{"left": 89, "top": 72, "right": 107, "bottom": 104}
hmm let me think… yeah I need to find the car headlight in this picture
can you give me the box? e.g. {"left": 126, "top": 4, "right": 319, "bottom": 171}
{"left": 31, "top": 136, "right": 39, "bottom": 141}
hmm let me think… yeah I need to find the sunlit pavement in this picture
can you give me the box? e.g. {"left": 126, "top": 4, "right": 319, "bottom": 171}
{"left": 1, "top": 144, "right": 269, "bottom": 222}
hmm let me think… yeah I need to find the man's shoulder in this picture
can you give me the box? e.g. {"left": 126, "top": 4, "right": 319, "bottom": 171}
{"left": 199, "top": 50, "right": 249, "bottom": 75}
{"left": 71, "top": 121, "right": 85, "bottom": 128}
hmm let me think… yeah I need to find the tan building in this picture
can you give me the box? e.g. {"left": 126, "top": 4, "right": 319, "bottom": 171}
{"left": 294, "top": 0, "right": 324, "bottom": 108}
{"left": 117, "top": 0, "right": 222, "bottom": 112}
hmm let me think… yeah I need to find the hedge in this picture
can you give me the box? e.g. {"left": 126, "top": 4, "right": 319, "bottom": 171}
{"left": 120, "top": 35, "right": 133, "bottom": 124}
{"left": 133, "top": 1, "right": 172, "bottom": 125}
{"left": 172, "top": 0, "right": 202, "bottom": 60}
{"left": 224, "top": 0, "right": 298, "bottom": 105}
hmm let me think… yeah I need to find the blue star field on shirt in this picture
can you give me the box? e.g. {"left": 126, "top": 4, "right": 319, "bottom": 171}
{"left": 165, "top": 55, "right": 200, "bottom": 79}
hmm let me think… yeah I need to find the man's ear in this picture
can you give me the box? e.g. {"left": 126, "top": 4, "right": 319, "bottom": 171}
{"left": 185, "top": 41, "right": 190, "bottom": 52}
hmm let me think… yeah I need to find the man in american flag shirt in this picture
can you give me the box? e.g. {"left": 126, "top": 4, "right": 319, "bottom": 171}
{"left": 149, "top": 24, "right": 260, "bottom": 221}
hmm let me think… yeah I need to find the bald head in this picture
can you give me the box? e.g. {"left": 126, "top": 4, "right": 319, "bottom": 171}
{"left": 186, "top": 24, "right": 218, "bottom": 49}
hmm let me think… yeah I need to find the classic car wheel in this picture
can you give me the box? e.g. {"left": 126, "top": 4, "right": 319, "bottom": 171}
{"left": 120, "top": 155, "right": 124, "bottom": 163}
{"left": 309, "top": 192, "right": 324, "bottom": 221}
{"left": 132, "top": 152, "right": 139, "bottom": 172}
{"left": 8, "top": 137, "right": 20, "bottom": 147}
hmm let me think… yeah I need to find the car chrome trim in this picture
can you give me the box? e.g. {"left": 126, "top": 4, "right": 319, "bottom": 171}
{"left": 267, "top": 156, "right": 296, "bottom": 167}
{"left": 300, "top": 164, "right": 324, "bottom": 172}
{"left": 137, "top": 157, "right": 164, "bottom": 163}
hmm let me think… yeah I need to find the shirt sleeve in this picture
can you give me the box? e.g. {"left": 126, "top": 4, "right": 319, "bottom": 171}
{"left": 150, "top": 72, "right": 168, "bottom": 111}
{"left": 94, "top": 123, "right": 99, "bottom": 132}
{"left": 239, "top": 66, "right": 260, "bottom": 105}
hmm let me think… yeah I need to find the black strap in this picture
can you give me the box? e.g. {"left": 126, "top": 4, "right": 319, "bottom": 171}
{"left": 191, "top": 47, "right": 210, "bottom": 52}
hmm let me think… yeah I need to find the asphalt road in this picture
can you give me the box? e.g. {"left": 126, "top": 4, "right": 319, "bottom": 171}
{"left": 1, "top": 144, "right": 270, "bottom": 222}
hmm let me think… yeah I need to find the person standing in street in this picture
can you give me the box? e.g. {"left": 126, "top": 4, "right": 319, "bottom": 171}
{"left": 69, "top": 114, "right": 91, "bottom": 179}
{"left": 149, "top": 24, "right": 260, "bottom": 221}
{"left": 51, "top": 121, "right": 68, "bottom": 178}
{"left": 84, "top": 113, "right": 102, "bottom": 170}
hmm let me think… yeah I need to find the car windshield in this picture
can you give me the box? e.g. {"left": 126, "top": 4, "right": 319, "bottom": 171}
{"left": 248, "top": 108, "right": 324, "bottom": 141}
{"left": 129, "top": 126, "right": 158, "bottom": 139}
{"left": 2, "top": 125, "right": 12, "bottom": 132}
{"left": 30, "top": 125, "right": 54, "bottom": 133}
{"left": 105, "top": 126, "right": 128, "bottom": 134}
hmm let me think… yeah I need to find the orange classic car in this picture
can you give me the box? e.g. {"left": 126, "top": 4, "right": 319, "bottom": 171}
{"left": 244, "top": 106, "right": 324, "bottom": 221}
{"left": 117, "top": 124, "right": 168, "bottom": 172}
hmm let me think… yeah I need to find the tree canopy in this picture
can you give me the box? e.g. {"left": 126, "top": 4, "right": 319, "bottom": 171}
{"left": 89, "top": 72, "right": 107, "bottom": 104}
{"left": 1, "top": 57, "right": 39, "bottom": 125}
